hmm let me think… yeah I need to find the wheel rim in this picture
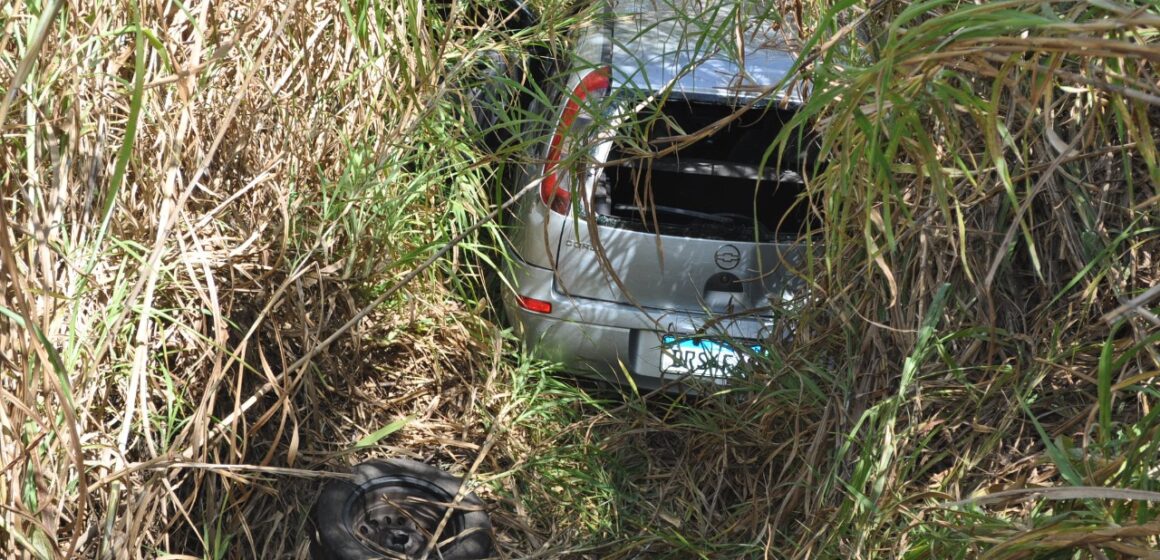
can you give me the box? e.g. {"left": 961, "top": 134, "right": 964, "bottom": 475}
{"left": 343, "top": 474, "right": 465, "bottom": 558}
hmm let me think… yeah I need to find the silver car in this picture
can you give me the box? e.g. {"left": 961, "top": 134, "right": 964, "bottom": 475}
{"left": 489, "top": 0, "right": 813, "bottom": 390}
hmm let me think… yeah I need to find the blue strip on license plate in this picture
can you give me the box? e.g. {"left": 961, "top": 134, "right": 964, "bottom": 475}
{"left": 660, "top": 335, "right": 763, "bottom": 379}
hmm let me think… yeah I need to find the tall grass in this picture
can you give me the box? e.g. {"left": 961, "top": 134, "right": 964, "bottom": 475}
{"left": 1, "top": 0, "right": 1157, "bottom": 558}
{"left": 0, "top": 0, "right": 530, "bottom": 556}
{"left": 777, "top": 0, "right": 1160, "bottom": 556}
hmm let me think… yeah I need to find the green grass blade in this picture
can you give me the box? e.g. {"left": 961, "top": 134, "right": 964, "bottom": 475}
{"left": 354, "top": 415, "right": 416, "bottom": 449}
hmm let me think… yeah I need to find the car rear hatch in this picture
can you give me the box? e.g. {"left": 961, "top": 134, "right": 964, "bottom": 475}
{"left": 552, "top": 97, "right": 813, "bottom": 316}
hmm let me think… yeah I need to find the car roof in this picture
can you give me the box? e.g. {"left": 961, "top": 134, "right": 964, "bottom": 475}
{"left": 572, "top": 0, "right": 803, "bottom": 104}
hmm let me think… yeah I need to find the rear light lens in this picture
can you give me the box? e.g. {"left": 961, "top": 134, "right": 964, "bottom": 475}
{"left": 542, "top": 67, "right": 611, "bottom": 214}
{"left": 516, "top": 295, "right": 552, "bottom": 314}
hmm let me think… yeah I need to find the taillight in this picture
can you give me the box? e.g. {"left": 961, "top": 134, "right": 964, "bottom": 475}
{"left": 542, "top": 68, "right": 611, "bottom": 214}
{"left": 516, "top": 295, "right": 552, "bottom": 314}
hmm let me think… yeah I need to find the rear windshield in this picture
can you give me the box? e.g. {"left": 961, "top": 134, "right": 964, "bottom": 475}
{"left": 587, "top": 97, "right": 815, "bottom": 242}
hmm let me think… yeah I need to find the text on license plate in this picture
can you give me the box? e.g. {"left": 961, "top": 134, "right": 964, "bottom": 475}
{"left": 660, "top": 335, "right": 762, "bottom": 380}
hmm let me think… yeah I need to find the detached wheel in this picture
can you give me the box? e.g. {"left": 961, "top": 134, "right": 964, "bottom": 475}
{"left": 311, "top": 459, "right": 492, "bottom": 560}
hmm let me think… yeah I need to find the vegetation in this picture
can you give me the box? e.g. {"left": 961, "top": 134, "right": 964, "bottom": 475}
{"left": 1, "top": 0, "right": 1157, "bottom": 558}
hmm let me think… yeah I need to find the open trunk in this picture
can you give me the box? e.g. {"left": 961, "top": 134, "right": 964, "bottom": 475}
{"left": 552, "top": 97, "right": 812, "bottom": 314}
{"left": 590, "top": 99, "right": 814, "bottom": 242}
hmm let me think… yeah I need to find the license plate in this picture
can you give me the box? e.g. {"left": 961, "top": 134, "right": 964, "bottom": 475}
{"left": 660, "top": 335, "right": 762, "bottom": 382}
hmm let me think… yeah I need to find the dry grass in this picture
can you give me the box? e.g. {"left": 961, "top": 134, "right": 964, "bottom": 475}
{"left": 775, "top": 0, "right": 1160, "bottom": 556}
{"left": 2, "top": 0, "right": 1159, "bottom": 558}
{"left": 0, "top": 0, "right": 526, "bottom": 556}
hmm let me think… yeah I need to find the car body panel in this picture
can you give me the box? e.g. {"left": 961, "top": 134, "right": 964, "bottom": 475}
{"left": 570, "top": 0, "right": 803, "bottom": 103}
{"left": 501, "top": 252, "right": 777, "bottom": 390}
{"left": 554, "top": 217, "right": 807, "bottom": 314}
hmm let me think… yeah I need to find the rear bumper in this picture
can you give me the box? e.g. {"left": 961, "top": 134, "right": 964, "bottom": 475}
{"left": 500, "top": 253, "right": 775, "bottom": 391}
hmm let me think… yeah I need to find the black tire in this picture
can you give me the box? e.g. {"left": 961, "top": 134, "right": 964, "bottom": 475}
{"left": 310, "top": 459, "right": 492, "bottom": 560}
{"left": 492, "top": 0, "right": 538, "bottom": 30}
{"left": 432, "top": 0, "right": 538, "bottom": 30}
{"left": 469, "top": 49, "right": 523, "bottom": 154}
